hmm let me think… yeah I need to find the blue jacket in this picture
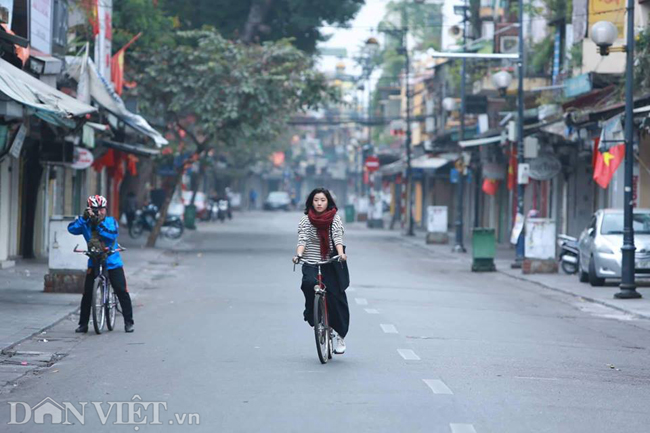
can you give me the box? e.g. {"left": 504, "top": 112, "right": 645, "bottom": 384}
{"left": 67, "top": 216, "right": 123, "bottom": 270}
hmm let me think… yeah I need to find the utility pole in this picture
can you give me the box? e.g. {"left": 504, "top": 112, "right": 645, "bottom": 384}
{"left": 514, "top": 0, "right": 526, "bottom": 266}
{"left": 402, "top": 8, "right": 414, "bottom": 236}
{"left": 453, "top": 1, "right": 468, "bottom": 253}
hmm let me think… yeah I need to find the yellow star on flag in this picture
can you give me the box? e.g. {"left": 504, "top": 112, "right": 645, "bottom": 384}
{"left": 603, "top": 151, "right": 615, "bottom": 166}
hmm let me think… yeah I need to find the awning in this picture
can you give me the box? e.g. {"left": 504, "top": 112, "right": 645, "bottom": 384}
{"left": 459, "top": 134, "right": 503, "bottom": 148}
{"left": 66, "top": 57, "right": 168, "bottom": 147}
{"left": 411, "top": 155, "right": 451, "bottom": 170}
{"left": 0, "top": 58, "right": 96, "bottom": 127}
{"left": 98, "top": 139, "right": 160, "bottom": 157}
{"left": 379, "top": 155, "right": 452, "bottom": 175}
{"left": 378, "top": 160, "right": 405, "bottom": 176}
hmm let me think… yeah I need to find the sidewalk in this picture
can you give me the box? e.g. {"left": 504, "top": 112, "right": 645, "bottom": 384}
{"left": 0, "top": 233, "right": 184, "bottom": 353}
{"left": 351, "top": 223, "right": 650, "bottom": 320}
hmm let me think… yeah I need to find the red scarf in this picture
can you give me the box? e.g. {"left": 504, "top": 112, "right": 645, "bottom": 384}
{"left": 308, "top": 208, "right": 337, "bottom": 259}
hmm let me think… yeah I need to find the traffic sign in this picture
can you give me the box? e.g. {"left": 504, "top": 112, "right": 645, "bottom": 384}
{"left": 365, "top": 156, "right": 380, "bottom": 172}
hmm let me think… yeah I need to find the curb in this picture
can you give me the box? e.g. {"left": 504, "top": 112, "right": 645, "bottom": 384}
{"left": 496, "top": 269, "right": 650, "bottom": 320}
{"left": 393, "top": 232, "right": 650, "bottom": 320}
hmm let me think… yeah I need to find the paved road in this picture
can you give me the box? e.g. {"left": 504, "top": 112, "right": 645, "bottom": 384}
{"left": 2, "top": 211, "right": 650, "bottom": 432}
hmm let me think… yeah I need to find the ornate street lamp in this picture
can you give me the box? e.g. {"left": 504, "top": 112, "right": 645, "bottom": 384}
{"left": 442, "top": 97, "right": 458, "bottom": 112}
{"left": 589, "top": 4, "right": 641, "bottom": 299}
{"left": 590, "top": 21, "right": 619, "bottom": 55}
{"left": 491, "top": 70, "right": 513, "bottom": 96}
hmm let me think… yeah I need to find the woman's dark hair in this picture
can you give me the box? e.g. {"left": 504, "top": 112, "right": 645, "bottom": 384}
{"left": 304, "top": 188, "right": 337, "bottom": 214}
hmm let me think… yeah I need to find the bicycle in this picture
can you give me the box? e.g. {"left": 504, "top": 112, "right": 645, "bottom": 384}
{"left": 74, "top": 244, "right": 125, "bottom": 334}
{"left": 295, "top": 255, "right": 341, "bottom": 364}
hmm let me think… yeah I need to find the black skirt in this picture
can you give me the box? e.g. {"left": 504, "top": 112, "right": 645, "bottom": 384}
{"left": 300, "top": 263, "right": 350, "bottom": 338}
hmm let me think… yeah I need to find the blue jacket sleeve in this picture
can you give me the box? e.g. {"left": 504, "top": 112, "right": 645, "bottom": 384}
{"left": 97, "top": 217, "right": 119, "bottom": 243}
{"left": 67, "top": 217, "right": 88, "bottom": 235}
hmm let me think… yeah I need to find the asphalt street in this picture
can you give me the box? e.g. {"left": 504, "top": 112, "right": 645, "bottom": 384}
{"left": 2, "top": 211, "right": 650, "bottom": 432}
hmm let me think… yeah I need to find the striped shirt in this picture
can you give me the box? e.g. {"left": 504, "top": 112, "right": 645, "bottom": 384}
{"left": 297, "top": 214, "right": 344, "bottom": 261}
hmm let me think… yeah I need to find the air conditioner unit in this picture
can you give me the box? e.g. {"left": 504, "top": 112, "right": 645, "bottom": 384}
{"left": 500, "top": 36, "right": 519, "bottom": 54}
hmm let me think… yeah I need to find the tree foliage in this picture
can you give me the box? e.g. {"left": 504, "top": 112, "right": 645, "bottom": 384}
{"left": 113, "top": 0, "right": 175, "bottom": 54}
{"left": 159, "top": 0, "right": 364, "bottom": 53}
{"left": 136, "top": 29, "right": 333, "bottom": 150}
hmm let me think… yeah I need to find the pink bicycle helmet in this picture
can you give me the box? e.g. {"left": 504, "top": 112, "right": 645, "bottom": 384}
{"left": 87, "top": 195, "right": 107, "bottom": 208}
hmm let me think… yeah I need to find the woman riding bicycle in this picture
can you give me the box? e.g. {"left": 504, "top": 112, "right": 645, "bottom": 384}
{"left": 293, "top": 188, "right": 349, "bottom": 354}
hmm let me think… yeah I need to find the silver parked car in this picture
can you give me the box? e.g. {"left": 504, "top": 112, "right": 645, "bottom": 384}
{"left": 578, "top": 209, "right": 650, "bottom": 286}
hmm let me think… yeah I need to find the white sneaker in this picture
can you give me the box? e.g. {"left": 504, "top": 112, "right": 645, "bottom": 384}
{"left": 334, "top": 335, "right": 346, "bottom": 354}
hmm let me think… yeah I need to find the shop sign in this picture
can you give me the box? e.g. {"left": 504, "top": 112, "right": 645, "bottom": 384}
{"left": 427, "top": 206, "right": 448, "bottom": 233}
{"left": 9, "top": 124, "right": 27, "bottom": 159}
{"left": 71, "top": 146, "right": 94, "bottom": 170}
{"left": 564, "top": 73, "right": 592, "bottom": 98}
{"left": 528, "top": 154, "right": 561, "bottom": 181}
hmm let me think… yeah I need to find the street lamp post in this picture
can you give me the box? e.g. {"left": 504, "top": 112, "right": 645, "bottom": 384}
{"left": 364, "top": 37, "right": 382, "bottom": 228}
{"left": 590, "top": 0, "right": 642, "bottom": 299}
{"left": 453, "top": 1, "right": 469, "bottom": 253}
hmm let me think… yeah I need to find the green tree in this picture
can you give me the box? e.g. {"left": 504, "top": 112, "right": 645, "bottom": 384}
{"left": 159, "top": 0, "right": 364, "bottom": 52}
{"left": 136, "top": 29, "right": 334, "bottom": 246}
{"left": 112, "top": 0, "right": 175, "bottom": 55}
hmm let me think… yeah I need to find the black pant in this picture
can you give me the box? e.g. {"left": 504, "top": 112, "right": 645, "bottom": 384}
{"left": 301, "top": 264, "right": 349, "bottom": 338}
{"left": 79, "top": 267, "right": 134, "bottom": 326}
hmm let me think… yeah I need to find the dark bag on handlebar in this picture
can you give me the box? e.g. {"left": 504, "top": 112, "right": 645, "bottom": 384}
{"left": 329, "top": 226, "right": 350, "bottom": 291}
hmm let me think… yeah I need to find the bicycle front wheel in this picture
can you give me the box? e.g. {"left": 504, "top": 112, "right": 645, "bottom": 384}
{"left": 105, "top": 284, "right": 117, "bottom": 331}
{"left": 313, "top": 292, "right": 329, "bottom": 364}
{"left": 91, "top": 280, "right": 106, "bottom": 334}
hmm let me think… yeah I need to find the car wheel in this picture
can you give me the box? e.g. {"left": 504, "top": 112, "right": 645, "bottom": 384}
{"left": 588, "top": 257, "right": 605, "bottom": 286}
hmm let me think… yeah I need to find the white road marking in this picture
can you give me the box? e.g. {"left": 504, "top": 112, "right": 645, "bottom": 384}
{"left": 364, "top": 308, "right": 379, "bottom": 314}
{"left": 380, "top": 324, "right": 398, "bottom": 334}
{"left": 423, "top": 379, "right": 453, "bottom": 395}
{"left": 397, "top": 349, "right": 420, "bottom": 360}
{"left": 450, "top": 424, "right": 477, "bottom": 433}
{"left": 514, "top": 376, "right": 561, "bottom": 381}
{"left": 355, "top": 298, "right": 368, "bottom": 305}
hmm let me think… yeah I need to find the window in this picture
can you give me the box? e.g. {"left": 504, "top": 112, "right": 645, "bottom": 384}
{"left": 601, "top": 213, "right": 650, "bottom": 235}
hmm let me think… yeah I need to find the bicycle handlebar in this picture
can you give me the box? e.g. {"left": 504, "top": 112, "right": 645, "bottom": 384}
{"left": 73, "top": 244, "right": 126, "bottom": 255}
{"left": 293, "top": 255, "right": 343, "bottom": 271}
{"left": 297, "top": 255, "right": 341, "bottom": 265}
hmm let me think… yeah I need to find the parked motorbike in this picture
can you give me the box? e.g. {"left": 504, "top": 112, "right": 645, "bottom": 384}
{"left": 129, "top": 204, "right": 184, "bottom": 239}
{"left": 217, "top": 199, "right": 229, "bottom": 223}
{"left": 558, "top": 234, "right": 579, "bottom": 274}
{"left": 201, "top": 199, "right": 219, "bottom": 222}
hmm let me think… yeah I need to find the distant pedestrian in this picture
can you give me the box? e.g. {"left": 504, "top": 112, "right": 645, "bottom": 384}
{"left": 293, "top": 188, "right": 349, "bottom": 354}
{"left": 249, "top": 189, "right": 258, "bottom": 210}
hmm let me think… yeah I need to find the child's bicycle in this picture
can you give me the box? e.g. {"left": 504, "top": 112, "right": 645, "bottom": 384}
{"left": 74, "top": 244, "right": 125, "bottom": 334}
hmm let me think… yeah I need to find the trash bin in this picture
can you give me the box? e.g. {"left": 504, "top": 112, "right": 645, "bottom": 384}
{"left": 472, "top": 228, "right": 496, "bottom": 272}
{"left": 184, "top": 204, "right": 197, "bottom": 230}
{"left": 345, "top": 205, "right": 355, "bottom": 223}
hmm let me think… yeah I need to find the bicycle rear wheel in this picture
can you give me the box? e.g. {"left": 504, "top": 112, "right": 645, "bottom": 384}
{"left": 313, "top": 291, "right": 329, "bottom": 364}
{"left": 105, "top": 284, "right": 117, "bottom": 331}
{"left": 91, "top": 279, "right": 106, "bottom": 334}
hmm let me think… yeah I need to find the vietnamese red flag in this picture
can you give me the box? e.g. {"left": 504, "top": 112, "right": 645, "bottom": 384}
{"left": 507, "top": 148, "right": 517, "bottom": 190}
{"left": 111, "top": 33, "right": 142, "bottom": 95}
{"left": 593, "top": 143, "right": 625, "bottom": 189}
{"left": 482, "top": 178, "right": 498, "bottom": 196}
